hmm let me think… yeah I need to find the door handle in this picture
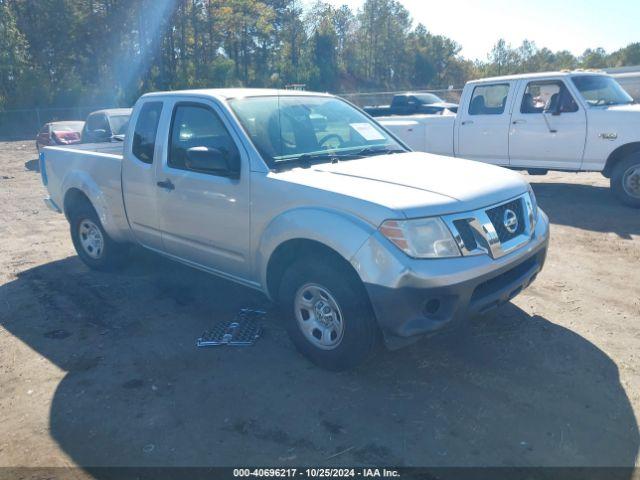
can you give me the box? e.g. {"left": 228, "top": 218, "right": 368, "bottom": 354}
{"left": 461, "top": 120, "right": 474, "bottom": 126}
{"left": 156, "top": 179, "right": 175, "bottom": 191}
{"left": 512, "top": 119, "right": 526, "bottom": 124}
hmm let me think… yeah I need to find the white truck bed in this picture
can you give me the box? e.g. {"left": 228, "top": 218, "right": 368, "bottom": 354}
{"left": 378, "top": 114, "right": 455, "bottom": 156}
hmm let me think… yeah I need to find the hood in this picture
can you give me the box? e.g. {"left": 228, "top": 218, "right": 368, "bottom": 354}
{"left": 431, "top": 101, "right": 458, "bottom": 109}
{"left": 603, "top": 103, "right": 640, "bottom": 113}
{"left": 273, "top": 152, "right": 528, "bottom": 218}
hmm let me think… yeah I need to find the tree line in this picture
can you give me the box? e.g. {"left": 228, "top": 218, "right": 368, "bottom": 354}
{"left": 1, "top": 0, "right": 639, "bottom": 111}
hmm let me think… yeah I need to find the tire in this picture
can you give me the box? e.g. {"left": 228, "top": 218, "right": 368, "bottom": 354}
{"left": 278, "top": 255, "right": 380, "bottom": 371}
{"left": 611, "top": 154, "right": 640, "bottom": 208}
{"left": 69, "top": 204, "right": 129, "bottom": 271}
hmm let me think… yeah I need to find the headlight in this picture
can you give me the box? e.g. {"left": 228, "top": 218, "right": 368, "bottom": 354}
{"left": 379, "top": 217, "right": 461, "bottom": 258}
{"left": 527, "top": 184, "right": 538, "bottom": 221}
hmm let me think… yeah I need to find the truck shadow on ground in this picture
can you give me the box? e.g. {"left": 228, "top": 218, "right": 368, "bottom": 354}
{"left": 24, "top": 158, "right": 39, "bottom": 172}
{"left": 530, "top": 182, "right": 640, "bottom": 238}
{"left": 0, "top": 250, "right": 638, "bottom": 471}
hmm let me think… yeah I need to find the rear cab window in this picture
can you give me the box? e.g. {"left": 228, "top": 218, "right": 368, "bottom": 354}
{"left": 132, "top": 102, "right": 163, "bottom": 164}
{"left": 87, "top": 114, "right": 109, "bottom": 132}
{"left": 468, "top": 83, "right": 510, "bottom": 115}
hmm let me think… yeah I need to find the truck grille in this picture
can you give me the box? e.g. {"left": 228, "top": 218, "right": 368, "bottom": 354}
{"left": 486, "top": 198, "right": 525, "bottom": 243}
{"left": 442, "top": 193, "right": 534, "bottom": 260}
{"left": 453, "top": 219, "right": 477, "bottom": 251}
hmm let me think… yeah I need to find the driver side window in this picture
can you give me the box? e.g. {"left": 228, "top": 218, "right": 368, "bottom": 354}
{"left": 521, "top": 81, "right": 579, "bottom": 114}
{"left": 168, "top": 103, "right": 239, "bottom": 174}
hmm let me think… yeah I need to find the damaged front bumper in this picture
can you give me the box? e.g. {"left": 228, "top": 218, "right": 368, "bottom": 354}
{"left": 351, "top": 209, "right": 550, "bottom": 348}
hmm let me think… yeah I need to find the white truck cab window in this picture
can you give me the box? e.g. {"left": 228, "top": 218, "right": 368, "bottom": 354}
{"left": 521, "top": 81, "right": 578, "bottom": 114}
{"left": 468, "top": 84, "right": 510, "bottom": 115}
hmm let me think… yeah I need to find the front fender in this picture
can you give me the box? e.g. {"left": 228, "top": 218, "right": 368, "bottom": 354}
{"left": 256, "top": 207, "right": 378, "bottom": 296}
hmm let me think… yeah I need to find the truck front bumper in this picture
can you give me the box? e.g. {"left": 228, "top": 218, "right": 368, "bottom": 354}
{"left": 351, "top": 210, "right": 550, "bottom": 348}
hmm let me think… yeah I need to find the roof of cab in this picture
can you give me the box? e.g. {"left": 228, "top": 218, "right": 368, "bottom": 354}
{"left": 48, "top": 120, "right": 84, "bottom": 126}
{"left": 140, "top": 88, "right": 333, "bottom": 102}
{"left": 467, "top": 70, "right": 607, "bottom": 84}
{"left": 89, "top": 108, "right": 132, "bottom": 116}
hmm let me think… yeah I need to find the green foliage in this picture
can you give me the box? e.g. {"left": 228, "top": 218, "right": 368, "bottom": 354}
{"left": 0, "top": 0, "right": 638, "bottom": 110}
{"left": 0, "top": 0, "right": 32, "bottom": 108}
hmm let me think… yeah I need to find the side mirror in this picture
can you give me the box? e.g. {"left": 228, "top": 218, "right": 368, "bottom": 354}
{"left": 544, "top": 106, "right": 561, "bottom": 116}
{"left": 543, "top": 95, "right": 562, "bottom": 116}
{"left": 185, "top": 146, "right": 240, "bottom": 178}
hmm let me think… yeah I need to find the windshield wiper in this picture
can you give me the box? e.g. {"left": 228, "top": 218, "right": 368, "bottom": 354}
{"left": 353, "top": 146, "right": 407, "bottom": 157}
{"left": 274, "top": 152, "right": 339, "bottom": 170}
{"left": 274, "top": 146, "right": 407, "bottom": 171}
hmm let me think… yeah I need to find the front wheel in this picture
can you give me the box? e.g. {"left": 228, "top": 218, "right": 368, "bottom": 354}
{"left": 279, "top": 256, "right": 380, "bottom": 371}
{"left": 69, "top": 204, "right": 129, "bottom": 271}
{"left": 611, "top": 154, "right": 640, "bottom": 208}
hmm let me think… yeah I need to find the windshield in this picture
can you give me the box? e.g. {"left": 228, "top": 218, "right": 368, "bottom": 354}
{"left": 413, "top": 93, "right": 445, "bottom": 104}
{"left": 109, "top": 115, "right": 130, "bottom": 135}
{"left": 228, "top": 95, "right": 406, "bottom": 167}
{"left": 571, "top": 75, "right": 634, "bottom": 107}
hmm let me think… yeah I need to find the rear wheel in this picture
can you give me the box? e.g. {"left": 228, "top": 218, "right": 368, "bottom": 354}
{"left": 279, "top": 255, "right": 380, "bottom": 371}
{"left": 69, "top": 204, "right": 129, "bottom": 270}
{"left": 611, "top": 154, "right": 640, "bottom": 208}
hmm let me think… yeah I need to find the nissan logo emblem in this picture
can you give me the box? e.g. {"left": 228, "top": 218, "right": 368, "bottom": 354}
{"left": 503, "top": 209, "right": 518, "bottom": 234}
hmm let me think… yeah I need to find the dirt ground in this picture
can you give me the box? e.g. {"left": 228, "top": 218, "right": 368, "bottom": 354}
{"left": 0, "top": 140, "right": 639, "bottom": 473}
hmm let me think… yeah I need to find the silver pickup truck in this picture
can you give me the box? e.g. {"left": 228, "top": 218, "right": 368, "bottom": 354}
{"left": 40, "top": 89, "right": 549, "bottom": 370}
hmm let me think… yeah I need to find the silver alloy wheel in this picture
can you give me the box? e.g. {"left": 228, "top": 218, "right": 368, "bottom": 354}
{"left": 294, "top": 283, "right": 345, "bottom": 350}
{"left": 78, "top": 219, "right": 104, "bottom": 259}
{"left": 622, "top": 164, "right": 640, "bottom": 199}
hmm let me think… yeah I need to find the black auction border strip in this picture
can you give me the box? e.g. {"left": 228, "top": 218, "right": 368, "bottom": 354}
{"left": 0, "top": 467, "right": 637, "bottom": 480}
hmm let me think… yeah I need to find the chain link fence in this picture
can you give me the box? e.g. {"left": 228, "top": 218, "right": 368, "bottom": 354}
{"left": 3, "top": 75, "right": 637, "bottom": 141}
{"left": 0, "top": 106, "right": 119, "bottom": 140}
{"left": 338, "top": 88, "right": 463, "bottom": 109}
{"left": 1, "top": 91, "right": 465, "bottom": 140}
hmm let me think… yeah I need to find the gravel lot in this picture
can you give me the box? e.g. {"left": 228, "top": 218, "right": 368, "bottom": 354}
{"left": 0, "top": 140, "right": 639, "bottom": 472}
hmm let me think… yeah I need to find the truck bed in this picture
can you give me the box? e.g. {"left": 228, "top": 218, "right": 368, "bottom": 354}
{"left": 41, "top": 142, "right": 130, "bottom": 242}
{"left": 55, "top": 142, "right": 125, "bottom": 156}
{"left": 378, "top": 114, "right": 456, "bottom": 156}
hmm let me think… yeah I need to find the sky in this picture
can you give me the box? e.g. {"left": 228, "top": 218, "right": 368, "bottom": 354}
{"left": 306, "top": 0, "right": 640, "bottom": 60}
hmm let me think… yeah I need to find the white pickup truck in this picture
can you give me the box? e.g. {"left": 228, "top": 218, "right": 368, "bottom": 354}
{"left": 40, "top": 88, "right": 549, "bottom": 370}
{"left": 379, "top": 71, "right": 640, "bottom": 207}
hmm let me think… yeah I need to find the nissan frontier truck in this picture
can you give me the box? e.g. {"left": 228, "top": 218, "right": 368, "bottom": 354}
{"left": 40, "top": 88, "right": 549, "bottom": 370}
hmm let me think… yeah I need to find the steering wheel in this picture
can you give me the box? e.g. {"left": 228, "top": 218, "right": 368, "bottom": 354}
{"left": 318, "top": 134, "right": 345, "bottom": 150}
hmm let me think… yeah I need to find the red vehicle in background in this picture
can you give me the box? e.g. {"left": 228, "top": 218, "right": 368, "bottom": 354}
{"left": 36, "top": 121, "right": 84, "bottom": 152}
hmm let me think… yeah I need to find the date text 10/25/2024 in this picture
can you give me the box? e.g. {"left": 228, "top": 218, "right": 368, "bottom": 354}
{"left": 233, "top": 468, "right": 401, "bottom": 478}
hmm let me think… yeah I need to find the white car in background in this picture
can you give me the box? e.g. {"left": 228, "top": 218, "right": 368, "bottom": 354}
{"left": 379, "top": 71, "right": 640, "bottom": 207}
